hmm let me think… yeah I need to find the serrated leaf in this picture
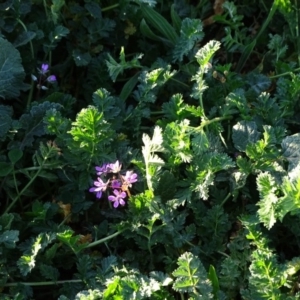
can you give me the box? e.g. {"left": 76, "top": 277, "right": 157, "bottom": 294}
{"left": 155, "top": 170, "right": 176, "bottom": 201}
{"left": 282, "top": 133, "right": 300, "bottom": 180}
{"left": 173, "top": 252, "right": 213, "bottom": 297}
{"left": 256, "top": 172, "right": 278, "bottom": 229}
{"left": 0, "top": 38, "right": 26, "bottom": 99}
{"left": 277, "top": 177, "right": 300, "bottom": 221}
{"left": 19, "top": 101, "right": 62, "bottom": 149}
{"left": 173, "top": 18, "right": 204, "bottom": 62}
{"left": 39, "top": 264, "right": 59, "bottom": 281}
{"left": 195, "top": 40, "right": 221, "bottom": 69}
{"left": 72, "top": 50, "right": 92, "bottom": 67}
{"left": 0, "top": 230, "right": 19, "bottom": 248}
{"left": 232, "top": 120, "right": 260, "bottom": 152}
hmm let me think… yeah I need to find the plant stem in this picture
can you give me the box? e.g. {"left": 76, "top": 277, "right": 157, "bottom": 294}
{"left": 195, "top": 115, "right": 233, "bottom": 131}
{"left": 84, "top": 229, "right": 125, "bottom": 249}
{"left": 269, "top": 67, "right": 300, "bottom": 79}
{"left": 102, "top": 4, "right": 119, "bottom": 12}
{"left": 5, "top": 279, "right": 82, "bottom": 287}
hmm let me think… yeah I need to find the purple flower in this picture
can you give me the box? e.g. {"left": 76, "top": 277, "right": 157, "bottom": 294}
{"left": 108, "top": 160, "right": 122, "bottom": 173}
{"left": 40, "top": 64, "right": 49, "bottom": 75}
{"left": 111, "top": 179, "right": 121, "bottom": 189}
{"left": 46, "top": 75, "right": 56, "bottom": 83}
{"left": 89, "top": 177, "right": 108, "bottom": 199}
{"left": 95, "top": 164, "right": 110, "bottom": 176}
{"left": 122, "top": 171, "right": 138, "bottom": 187}
{"left": 108, "top": 189, "right": 126, "bottom": 208}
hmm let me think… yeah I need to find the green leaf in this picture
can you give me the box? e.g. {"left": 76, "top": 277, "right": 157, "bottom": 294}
{"left": 208, "top": 265, "right": 220, "bottom": 297}
{"left": 163, "top": 119, "right": 192, "bottom": 164}
{"left": 119, "top": 72, "right": 140, "bottom": 101}
{"left": 155, "top": 170, "right": 176, "bottom": 202}
{"left": 39, "top": 264, "right": 59, "bottom": 281}
{"left": 13, "top": 31, "right": 36, "bottom": 48}
{"left": 17, "top": 233, "right": 56, "bottom": 276}
{"left": 0, "top": 230, "right": 19, "bottom": 248}
{"left": 232, "top": 120, "right": 260, "bottom": 152}
{"left": 195, "top": 40, "right": 221, "bottom": 69}
{"left": 0, "top": 162, "right": 13, "bottom": 176}
{"left": 106, "top": 47, "right": 142, "bottom": 82}
{"left": 50, "top": 0, "right": 65, "bottom": 23}
{"left": 19, "top": 101, "right": 62, "bottom": 149}
{"left": 277, "top": 177, "right": 300, "bottom": 221}
{"left": 140, "top": 4, "right": 178, "bottom": 44}
{"left": 0, "top": 105, "right": 13, "bottom": 139}
{"left": 256, "top": 172, "right": 278, "bottom": 229}
{"left": 72, "top": 50, "right": 92, "bottom": 67}
{"left": 140, "top": 19, "right": 170, "bottom": 43}
{"left": 0, "top": 38, "right": 26, "bottom": 99}
{"left": 142, "top": 126, "right": 165, "bottom": 191}
{"left": 282, "top": 133, "right": 300, "bottom": 180}
{"left": 8, "top": 149, "right": 23, "bottom": 164}
{"left": 172, "top": 252, "right": 213, "bottom": 298}
{"left": 170, "top": 4, "right": 182, "bottom": 32}
{"left": 173, "top": 18, "right": 204, "bottom": 62}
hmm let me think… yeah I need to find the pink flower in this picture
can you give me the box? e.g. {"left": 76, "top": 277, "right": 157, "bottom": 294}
{"left": 89, "top": 177, "right": 108, "bottom": 199}
{"left": 108, "top": 189, "right": 126, "bottom": 208}
{"left": 122, "top": 171, "right": 138, "bottom": 187}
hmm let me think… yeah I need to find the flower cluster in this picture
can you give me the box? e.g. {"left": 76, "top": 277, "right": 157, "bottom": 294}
{"left": 31, "top": 64, "right": 56, "bottom": 90}
{"left": 89, "top": 161, "right": 138, "bottom": 208}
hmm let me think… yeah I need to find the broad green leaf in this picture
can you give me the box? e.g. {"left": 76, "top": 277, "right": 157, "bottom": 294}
{"left": 13, "top": 31, "right": 36, "bottom": 48}
{"left": 0, "top": 105, "right": 12, "bottom": 138}
{"left": 0, "top": 230, "right": 19, "bottom": 248}
{"left": 140, "top": 4, "right": 178, "bottom": 44}
{"left": 282, "top": 133, "right": 300, "bottom": 180}
{"left": 0, "top": 38, "right": 26, "bottom": 99}
{"left": 72, "top": 50, "right": 92, "bottom": 67}
{"left": 8, "top": 149, "right": 23, "bottom": 164}
{"left": 232, "top": 120, "right": 260, "bottom": 152}
{"left": 0, "top": 162, "right": 13, "bottom": 176}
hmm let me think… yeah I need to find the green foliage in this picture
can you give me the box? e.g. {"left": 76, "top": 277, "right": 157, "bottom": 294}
{"left": 1, "top": 0, "right": 300, "bottom": 299}
{"left": 0, "top": 38, "right": 27, "bottom": 99}
{"left": 172, "top": 252, "right": 213, "bottom": 298}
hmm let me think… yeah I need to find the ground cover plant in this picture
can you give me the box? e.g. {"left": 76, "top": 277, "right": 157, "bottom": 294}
{"left": 1, "top": 0, "right": 300, "bottom": 299}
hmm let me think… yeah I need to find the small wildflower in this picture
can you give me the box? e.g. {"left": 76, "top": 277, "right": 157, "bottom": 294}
{"left": 111, "top": 179, "right": 121, "bottom": 189}
{"left": 89, "top": 177, "right": 108, "bottom": 199}
{"left": 122, "top": 171, "right": 138, "bottom": 187}
{"left": 108, "top": 160, "right": 122, "bottom": 173}
{"left": 108, "top": 189, "right": 126, "bottom": 208}
{"left": 40, "top": 64, "right": 49, "bottom": 75}
{"left": 46, "top": 75, "right": 56, "bottom": 83}
{"left": 95, "top": 164, "right": 110, "bottom": 176}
